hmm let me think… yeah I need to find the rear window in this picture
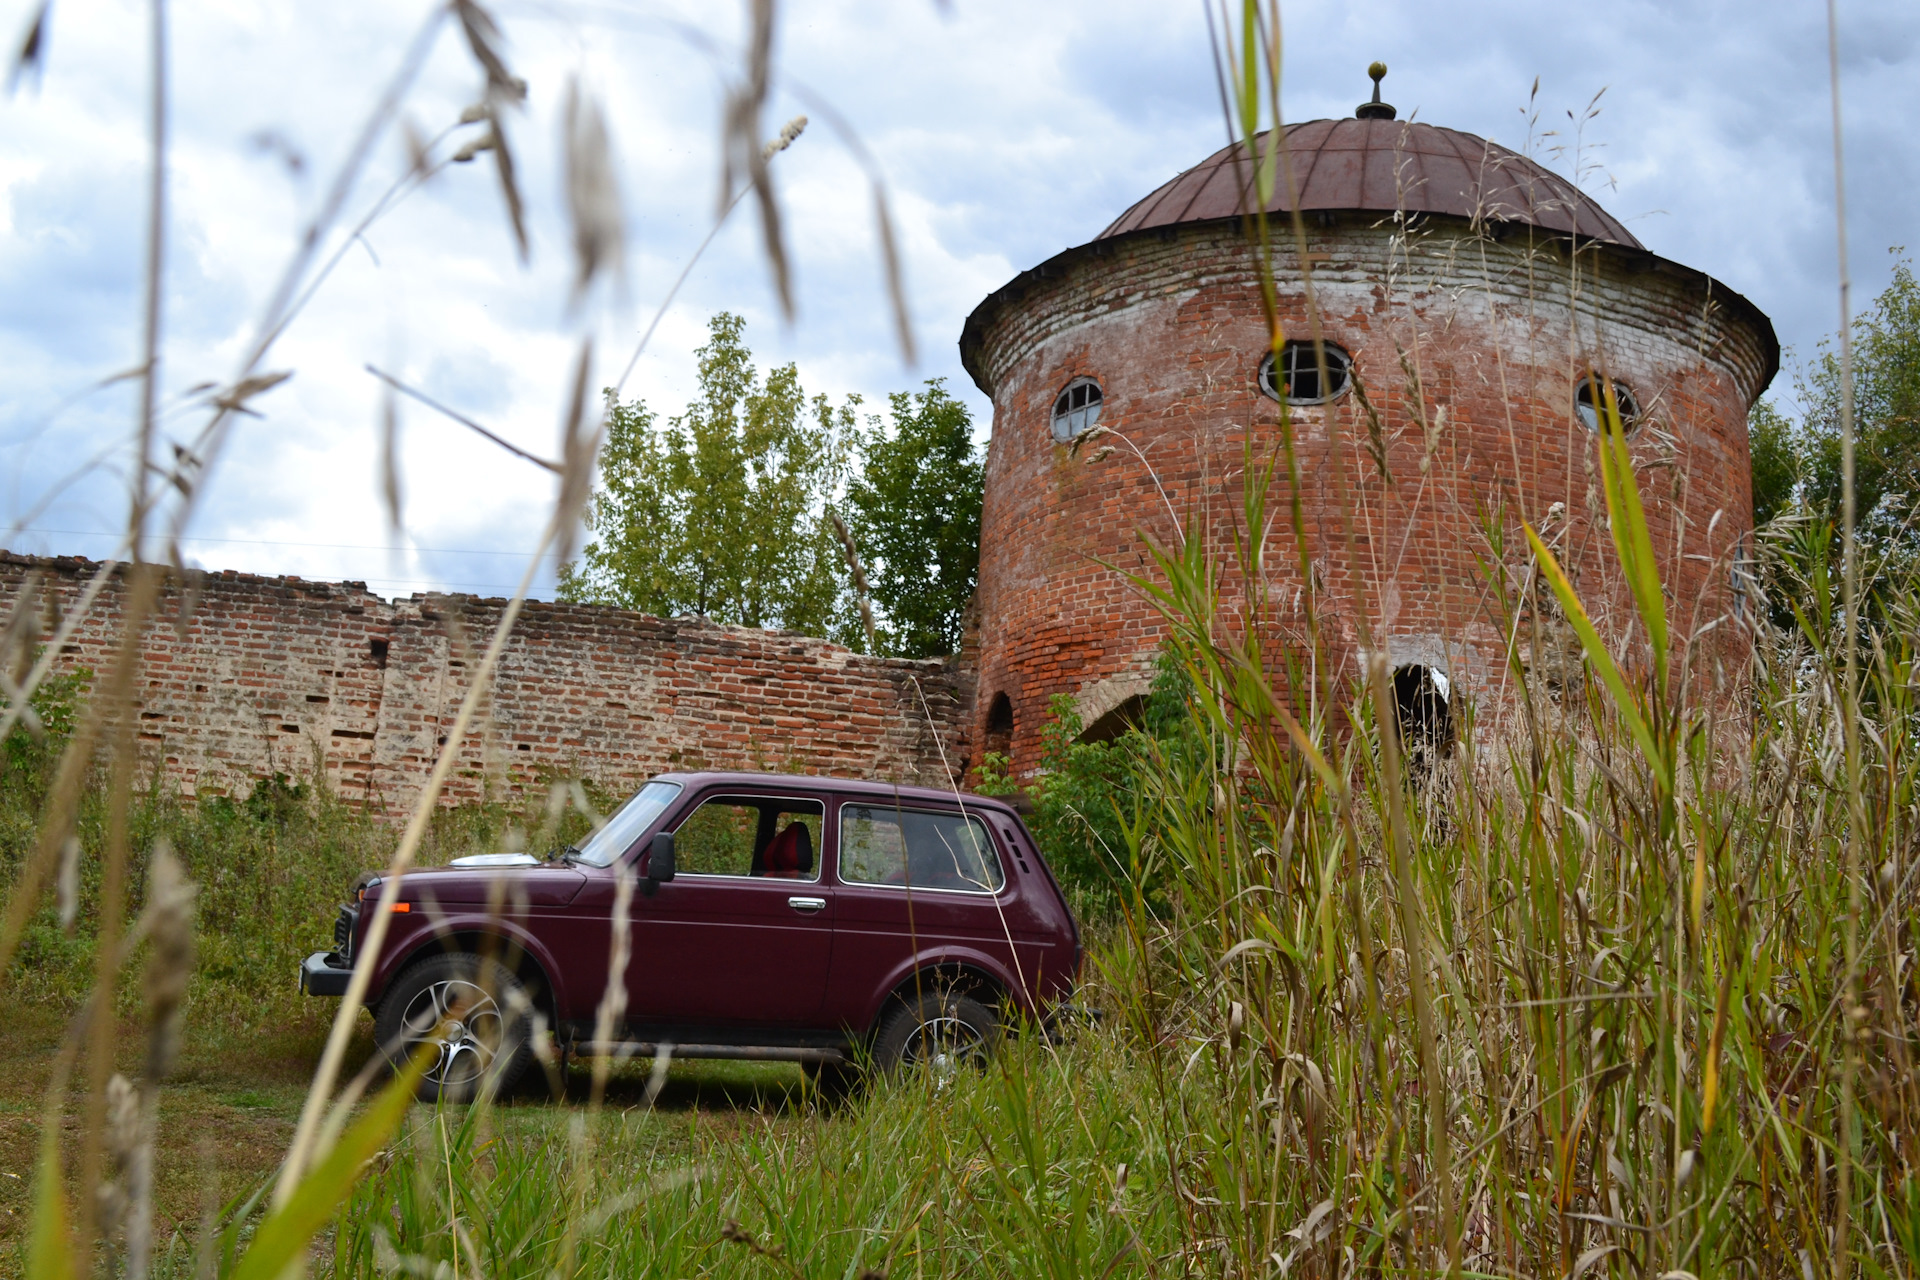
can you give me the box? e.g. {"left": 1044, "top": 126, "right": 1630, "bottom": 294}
{"left": 838, "top": 806, "right": 1004, "bottom": 894}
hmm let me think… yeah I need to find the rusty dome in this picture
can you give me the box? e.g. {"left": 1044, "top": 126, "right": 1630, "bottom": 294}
{"left": 1098, "top": 119, "right": 1644, "bottom": 250}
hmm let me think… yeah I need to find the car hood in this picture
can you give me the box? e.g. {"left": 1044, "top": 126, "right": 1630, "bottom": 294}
{"left": 379, "top": 861, "right": 587, "bottom": 907}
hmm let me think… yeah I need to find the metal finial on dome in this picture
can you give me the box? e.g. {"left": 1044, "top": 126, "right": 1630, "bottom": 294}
{"left": 1356, "top": 62, "right": 1396, "bottom": 120}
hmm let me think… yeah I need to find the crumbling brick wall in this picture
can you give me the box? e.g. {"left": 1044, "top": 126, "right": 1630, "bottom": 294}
{"left": 0, "top": 553, "right": 973, "bottom": 815}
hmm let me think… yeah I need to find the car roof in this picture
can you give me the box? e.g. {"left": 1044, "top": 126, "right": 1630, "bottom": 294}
{"left": 648, "top": 770, "right": 1018, "bottom": 815}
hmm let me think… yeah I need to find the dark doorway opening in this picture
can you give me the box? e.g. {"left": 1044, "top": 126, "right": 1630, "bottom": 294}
{"left": 1391, "top": 664, "right": 1452, "bottom": 756}
{"left": 1078, "top": 694, "right": 1146, "bottom": 745}
{"left": 984, "top": 693, "right": 1014, "bottom": 761}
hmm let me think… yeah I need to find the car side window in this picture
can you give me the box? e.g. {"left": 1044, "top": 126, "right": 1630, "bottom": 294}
{"left": 838, "top": 806, "right": 1004, "bottom": 893}
{"left": 672, "top": 795, "right": 824, "bottom": 881}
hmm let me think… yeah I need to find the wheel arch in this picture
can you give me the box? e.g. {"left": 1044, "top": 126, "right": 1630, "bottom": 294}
{"left": 376, "top": 922, "right": 564, "bottom": 1020}
{"left": 865, "top": 955, "right": 1015, "bottom": 1037}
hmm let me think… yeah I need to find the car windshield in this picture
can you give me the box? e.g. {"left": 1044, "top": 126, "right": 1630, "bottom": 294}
{"left": 571, "top": 780, "right": 682, "bottom": 867}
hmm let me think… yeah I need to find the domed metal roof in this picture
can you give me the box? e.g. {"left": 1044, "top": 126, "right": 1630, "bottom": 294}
{"left": 1098, "top": 118, "right": 1644, "bottom": 250}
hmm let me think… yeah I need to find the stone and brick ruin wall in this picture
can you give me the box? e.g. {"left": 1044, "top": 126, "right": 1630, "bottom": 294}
{"left": 963, "top": 215, "right": 1776, "bottom": 770}
{"left": 0, "top": 553, "right": 973, "bottom": 816}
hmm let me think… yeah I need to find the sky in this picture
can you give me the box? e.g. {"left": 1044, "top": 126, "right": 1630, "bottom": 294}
{"left": 0, "top": 0, "right": 1914, "bottom": 601}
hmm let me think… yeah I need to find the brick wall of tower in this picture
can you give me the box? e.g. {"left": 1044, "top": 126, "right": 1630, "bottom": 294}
{"left": 0, "top": 554, "right": 973, "bottom": 815}
{"left": 967, "top": 216, "right": 1772, "bottom": 771}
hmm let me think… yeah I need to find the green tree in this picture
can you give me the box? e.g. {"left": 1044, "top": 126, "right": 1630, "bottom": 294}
{"left": 843, "top": 380, "right": 983, "bottom": 657}
{"left": 1789, "top": 250, "right": 1920, "bottom": 536}
{"left": 560, "top": 313, "right": 855, "bottom": 637}
{"left": 1748, "top": 398, "right": 1799, "bottom": 527}
{"left": 972, "top": 651, "right": 1200, "bottom": 918}
{"left": 1747, "top": 252, "right": 1920, "bottom": 634}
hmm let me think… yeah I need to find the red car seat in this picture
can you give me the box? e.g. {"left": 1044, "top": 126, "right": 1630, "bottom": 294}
{"left": 761, "top": 822, "right": 813, "bottom": 878}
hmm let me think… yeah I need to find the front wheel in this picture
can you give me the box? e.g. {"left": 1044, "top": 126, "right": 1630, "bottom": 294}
{"left": 374, "top": 952, "right": 532, "bottom": 1103}
{"left": 871, "top": 990, "right": 1000, "bottom": 1086}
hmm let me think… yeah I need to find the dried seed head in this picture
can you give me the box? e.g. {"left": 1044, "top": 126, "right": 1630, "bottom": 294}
{"left": 56, "top": 834, "right": 80, "bottom": 930}
{"left": 2, "top": 571, "right": 42, "bottom": 687}
{"left": 458, "top": 103, "right": 489, "bottom": 125}
{"left": 104, "top": 1073, "right": 139, "bottom": 1161}
{"left": 171, "top": 563, "right": 204, "bottom": 641}
{"left": 872, "top": 180, "right": 915, "bottom": 364}
{"left": 828, "top": 511, "right": 878, "bottom": 652}
{"left": 483, "top": 114, "right": 527, "bottom": 255}
{"left": 1227, "top": 1000, "right": 1245, "bottom": 1052}
{"left": 7, "top": 1, "right": 50, "bottom": 94}
{"left": 212, "top": 370, "right": 293, "bottom": 417}
{"left": 562, "top": 79, "right": 625, "bottom": 299}
{"left": 452, "top": 131, "right": 496, "bottom": 163}
{"left": 96, "top": 1072, "right": 138, "bottom": 1240}
{"left": 553, "top": 341, "right": 602, "bottom": 565}
{"left": 642, "top": 1042, "right": 672, "bottom": 1109}
{"left": 401, "top": 117, "right": 431, "bottom": 182}
{"left": 568, "top": 778, "right": 602, "bottom": 828}
{"left": 7, "top": 0, "right": 50, "bottom": 94}
{"left": 379, "top": 385, "right": 404, "bottom": 534}
{"left": 720, "top": 0, "right": 791, "bottom": 317}
{"left": 454, "top": 0, "right": 521, "bottom": 104}
{"left": 1066, "top": 423, "right": 1110, "bottom": 457}
{"left": 143, "top": 841, "right": 196, "bottom": 1023}
{"left": 761, "top": 114, "right": 807, "bottom": 160}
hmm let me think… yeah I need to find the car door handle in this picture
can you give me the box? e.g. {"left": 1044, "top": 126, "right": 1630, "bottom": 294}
{"left": 787, "top": 896, "right": 827, "bottom": 913}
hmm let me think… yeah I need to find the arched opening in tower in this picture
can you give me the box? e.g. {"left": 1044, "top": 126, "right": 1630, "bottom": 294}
{"left": 984, "top": 692, "right": 1014, "bottom": 761}
{"left": 1078, "top": 694, "right": 1146, "bottom": 744}
{"left": 1391, "top": 664, "right": 1452, "bottom": 760}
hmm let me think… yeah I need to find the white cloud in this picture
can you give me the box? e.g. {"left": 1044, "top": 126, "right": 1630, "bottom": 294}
{"left": 0, "top": 0, "right": 1913, "bottom": 597}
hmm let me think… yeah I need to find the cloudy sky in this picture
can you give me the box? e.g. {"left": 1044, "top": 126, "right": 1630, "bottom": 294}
{"left": 1, "top": 0, "right": 1914, "bottom": 600}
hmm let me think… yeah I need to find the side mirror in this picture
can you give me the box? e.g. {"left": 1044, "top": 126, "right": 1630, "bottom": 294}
{"left": 643, "top": 831, "right": 676, "bottom": 895}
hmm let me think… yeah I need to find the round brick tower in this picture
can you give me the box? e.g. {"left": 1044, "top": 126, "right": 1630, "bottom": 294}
{"left": 960, "top": 94, "right": 1778, "bottom": 773}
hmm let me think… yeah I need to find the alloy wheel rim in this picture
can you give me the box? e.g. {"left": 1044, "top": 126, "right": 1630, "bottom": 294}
{"left": 902, "top": 1012, "right": 984, "bottom": 1086}
{"left": 400, "top": 977, "right": 505, "bottom": 1088}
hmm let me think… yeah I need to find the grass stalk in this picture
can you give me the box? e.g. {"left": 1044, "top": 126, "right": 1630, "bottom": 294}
{"left": 1825, "top": 2, "right": 1865, "bottom": 1275}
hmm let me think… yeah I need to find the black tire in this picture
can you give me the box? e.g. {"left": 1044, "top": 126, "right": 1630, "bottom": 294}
{"left": 870, "top": 989, "right": 1000, "bottom": 1084}
{"left": 374, "top": 952, "right": 533, "bottom": 1103}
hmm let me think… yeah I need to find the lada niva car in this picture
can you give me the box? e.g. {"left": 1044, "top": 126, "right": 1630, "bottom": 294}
{"left": 301, "top": 772, "right": 1081, "bottom": 1100}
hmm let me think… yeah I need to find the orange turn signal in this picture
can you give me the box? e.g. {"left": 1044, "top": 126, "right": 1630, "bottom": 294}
{"left": 390, "top": 902, "right": 411, "bottom": 913}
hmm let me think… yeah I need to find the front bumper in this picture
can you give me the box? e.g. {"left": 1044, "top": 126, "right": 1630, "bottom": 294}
{"left": 300, "top": 950, "right": 353, "bottom": 997}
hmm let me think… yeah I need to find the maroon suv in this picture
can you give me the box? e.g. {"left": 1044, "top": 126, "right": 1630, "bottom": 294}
{"left": 301, "top": 772, "right": 1081, "bottom": 1099}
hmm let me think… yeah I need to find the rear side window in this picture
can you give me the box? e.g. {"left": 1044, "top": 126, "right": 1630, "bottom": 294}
{"left": 839, "top": 806, "right": 1004, "bottom": 894}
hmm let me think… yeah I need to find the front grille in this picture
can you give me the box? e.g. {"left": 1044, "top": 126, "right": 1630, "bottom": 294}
{"left": 333, "top": 903, "right": 360, "bottom": 961}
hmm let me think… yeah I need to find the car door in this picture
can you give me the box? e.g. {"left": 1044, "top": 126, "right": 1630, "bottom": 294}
{"left": 624, "top": 790, "right": 833, "bottom": 1028}
{"left": 824, "top": 800, "right": 1026, "bottom": 1028}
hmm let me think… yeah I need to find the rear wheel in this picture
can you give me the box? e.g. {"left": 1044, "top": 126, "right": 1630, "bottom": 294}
{"left": 374, "top": 952, "right": 532, "bottom": 1103}
{"left": 871, "top": 989, "right": 1000, "bottom": 1086}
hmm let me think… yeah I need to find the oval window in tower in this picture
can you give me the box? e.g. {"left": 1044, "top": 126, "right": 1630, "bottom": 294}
{"left": 1574, "top": 376, "right": 1641, "bottom": 434}
{"left": 1258, "top": 341, "right": 1353, "bottom": 404}
{"left": 1050, "top": 378, "right": 1103, "bottom": 441}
